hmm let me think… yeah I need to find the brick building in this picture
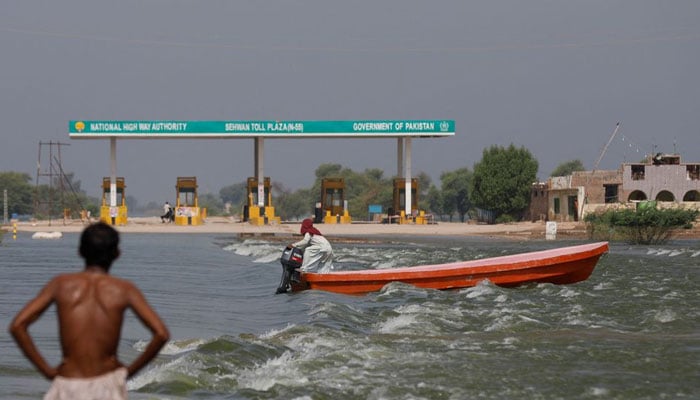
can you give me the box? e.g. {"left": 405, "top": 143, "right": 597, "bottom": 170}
{"left": 530, "top": 154, "right": 700, "bottom": 222}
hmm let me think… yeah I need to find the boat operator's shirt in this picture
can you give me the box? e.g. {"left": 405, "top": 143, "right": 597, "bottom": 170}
{"left": 292, "top": 233, "right": 334, "bottom": 272}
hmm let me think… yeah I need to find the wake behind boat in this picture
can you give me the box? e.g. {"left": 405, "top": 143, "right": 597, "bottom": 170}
{"left": 277, "top": 242, "right": 609, "bottom": 295}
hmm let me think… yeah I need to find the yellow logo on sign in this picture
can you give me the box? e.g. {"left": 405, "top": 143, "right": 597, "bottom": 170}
{"left": 75, "top": 121, "right": 85, "bottom": 132}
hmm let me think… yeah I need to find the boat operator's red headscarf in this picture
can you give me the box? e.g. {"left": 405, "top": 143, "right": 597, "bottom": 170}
{"left": 300, "top": 218, "right": 323, "bottom": 236}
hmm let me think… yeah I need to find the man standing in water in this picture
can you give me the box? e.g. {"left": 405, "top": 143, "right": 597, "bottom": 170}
{"left": 9, "top": 222, "right": 170, "bottom": 399}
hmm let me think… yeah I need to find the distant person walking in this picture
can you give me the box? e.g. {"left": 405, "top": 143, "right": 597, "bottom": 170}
{"left": 9, "top": 222, "right": 170, "bottom": 400}
{"left": 161, "top": 201, "right": 172, "bottom": 223}
{"left": 289, "top": 218, "right": 334, "bottom": 272}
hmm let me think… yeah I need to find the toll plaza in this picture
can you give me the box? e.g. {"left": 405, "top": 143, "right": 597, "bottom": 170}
{"left": 69, "top": 120, "right": 454, "bottom": 225}
{"left": 100, "top": 177, "right": 127, "bottom": 225}
{"left": 174, "top": 176, "right": 205, "bottom": 225}
{"left": 320, "top": 178, "right": 351, "bottom": 224}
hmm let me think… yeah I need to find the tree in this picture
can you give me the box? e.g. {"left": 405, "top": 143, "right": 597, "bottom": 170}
{"left": 0, "top": 170, "right": 98, "bottom": 220}
{"left": 275, "top": 186, "right": 314, "bottom": 220}
{"left": 57, "top": 172, "right": 92, "bottom": 215}
{"left": 38, "top": 172, "right": 98, "bottom": 219}
{"left": 219, "top": 182, "right": 248, "bottom": 212}
{"left": 125, "top": 195, "right": 139, "bottom": 212}
{"left": 198, "top": 192, "right": 225, "bottom": 216}
{"left": 0, "top": 171, "right": 34, "bottom": 215}
{"left": 470, "top": 144, "right": 538, "bottom": 222}
{"left": 414, "top": 171, "right": 432, "bottom": 210}
{"left": 142, "top": 201, "right": 161, "bottom": 217}
{"left": 314, "top": 163, "right": 344, "bottom": 179}
{"left": 425, "top": 184, "right": 445, "bottom": 220}
{"left": 551, "top": 159, "right": 585, "bottom": 177}
{"left": 440, "top": 168, "right": 472, "bottom": 222}
{"left": 346, "top": 168, "right": 392, "bottom": 219}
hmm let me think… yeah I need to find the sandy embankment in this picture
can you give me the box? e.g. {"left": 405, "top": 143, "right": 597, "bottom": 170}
{"left": 6, "top": 216, "right": 590, "bottom": 240}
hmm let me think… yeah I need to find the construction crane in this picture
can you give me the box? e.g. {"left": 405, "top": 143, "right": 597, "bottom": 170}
{"left": 592, "top": 122, "right": 621, "bottom": 173}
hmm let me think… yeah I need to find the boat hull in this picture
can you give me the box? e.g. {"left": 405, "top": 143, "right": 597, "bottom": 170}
{"left": 291, "top": 242, "right": 609, "bottom": 295}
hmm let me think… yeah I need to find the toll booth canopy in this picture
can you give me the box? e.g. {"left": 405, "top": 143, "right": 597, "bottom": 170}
{"left": 176, "top": 177, "right": 198, "bottom": 207}
{"left": 174, "top": 176, "right": 204, "bottom": 225}
{"left": 245, "top": 176, "right": 281, "bottom": 225}
{"left": 247, "top": 177, "right": 271, "bottom": 207}
{"left": 102, "top": 177, "right": 126, "bottom": 206}
{"left": 393, "top": 178, "right": 418, "bottom": 215}
{"left": 321, "top": 178, "right": 345, "bottom": 216}
{"left": 101, "top": 177, "right": 127, "bottom": 225}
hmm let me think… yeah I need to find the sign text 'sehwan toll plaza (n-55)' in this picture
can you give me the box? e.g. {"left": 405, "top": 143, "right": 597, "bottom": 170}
{"left": 69, "top": 120, "right": 455, "bottom": 220}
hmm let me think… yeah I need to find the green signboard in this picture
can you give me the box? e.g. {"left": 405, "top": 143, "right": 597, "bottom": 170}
{"left": 69, "top": 120, "right": 454, "bottom": 138}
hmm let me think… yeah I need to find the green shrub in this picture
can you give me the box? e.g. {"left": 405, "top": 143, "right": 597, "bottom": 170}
{"left": 495, "top": 213, "right": 516, "bottom": 224}
{"left": 585, "top": 207, "right": 699, "bottom": 244}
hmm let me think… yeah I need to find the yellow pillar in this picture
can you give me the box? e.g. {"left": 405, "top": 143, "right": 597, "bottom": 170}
{"left": 324, "top": 210, "right": 337, "bottom": 224}
{"left": 339, "top": 209, "right": 352, "bottom": 224}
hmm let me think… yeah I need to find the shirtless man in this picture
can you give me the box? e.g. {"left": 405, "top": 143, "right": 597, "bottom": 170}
{"left": 9, "top": 222, "right": 170, "bottom": 399}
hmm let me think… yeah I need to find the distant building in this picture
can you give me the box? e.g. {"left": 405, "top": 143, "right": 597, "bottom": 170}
{"left": 528, "top": 182, "right": 548, "bottom": 222}
{"left": 622, "top": 153, "right": 700, "bottom": 202}
{"left": 530, "top": 154, "right": 700, "bottom": 222}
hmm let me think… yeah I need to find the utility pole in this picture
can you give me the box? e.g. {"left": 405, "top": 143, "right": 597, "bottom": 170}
{"left": 3, "top": 189, "right": 7, "bottom": 224}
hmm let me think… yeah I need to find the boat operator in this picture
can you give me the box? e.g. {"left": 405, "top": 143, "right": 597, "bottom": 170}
{"left": 289, "top": 218, "right": 334, "bottom": 273}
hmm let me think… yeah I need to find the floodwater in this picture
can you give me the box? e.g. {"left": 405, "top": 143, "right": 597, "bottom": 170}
{"left": 1, "top": 232, "right": 698, "bottom": 399}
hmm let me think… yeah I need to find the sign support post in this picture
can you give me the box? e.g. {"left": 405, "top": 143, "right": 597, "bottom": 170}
{"left": 255, "top": 137, "right": 265, "bottom": 208}
{"left": 110, "top": 137, "right": 117, "bottom": 208}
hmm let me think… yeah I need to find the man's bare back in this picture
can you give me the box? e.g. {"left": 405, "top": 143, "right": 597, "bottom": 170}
{"left": 9, "top": 222, "right": 169, "bottom": 388}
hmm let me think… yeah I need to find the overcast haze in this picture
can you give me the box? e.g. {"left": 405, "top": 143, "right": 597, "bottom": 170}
{"left": 2, "top": 1, "right": 699, "bottom": 205}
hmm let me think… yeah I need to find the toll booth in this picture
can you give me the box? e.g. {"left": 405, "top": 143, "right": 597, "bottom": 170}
{"left": 245, "top": 177, "right": 281, "bottom": 225}
{"left": 100, "top": 177, "right": 127, "bottom": 225}
{"left": 174, "top": 177, "right": 205, "bottom": 225}
{"left": 392, "top": 178, "right": 428, "bottom": 224}
{"left": 321, "top": 178, "right": 351, "bottom": 224}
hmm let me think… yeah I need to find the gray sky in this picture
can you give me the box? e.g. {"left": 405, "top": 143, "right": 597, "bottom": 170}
{"left": 2, "top": 1, "right": 699, "bottom": 205}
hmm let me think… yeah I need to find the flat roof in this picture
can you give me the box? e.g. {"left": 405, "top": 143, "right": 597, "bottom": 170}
{"left": 69, "top": 120, "right": 455, "bottom": 139}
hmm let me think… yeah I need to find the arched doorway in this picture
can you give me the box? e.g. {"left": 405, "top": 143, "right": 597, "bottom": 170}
{"left": 628, "top": 190, "right": 647, "bottom": 201}
{"left": 655, "top": 190, "right": 675, "bottom": 202}
{"left": 683, "top": 190, "right": 700, "bottom": 201}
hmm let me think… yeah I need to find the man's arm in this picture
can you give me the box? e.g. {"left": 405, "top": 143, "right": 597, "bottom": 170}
{"left": 8, "top": 280, "right": 59, "bottom": 379}
{"left": 291, "top": 233, "right": 311, "bottom": 249}
{"left": 124, "top": 283, "right": 170, "bottom": 377}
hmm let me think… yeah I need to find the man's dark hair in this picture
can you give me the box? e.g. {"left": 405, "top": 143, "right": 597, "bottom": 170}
{"left": 79, "top": 222, "right": 120, "bottom": 269}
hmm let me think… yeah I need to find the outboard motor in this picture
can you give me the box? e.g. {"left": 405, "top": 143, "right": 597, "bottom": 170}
{"left": 276, "top": 246, "right": 304, "bottom": 294}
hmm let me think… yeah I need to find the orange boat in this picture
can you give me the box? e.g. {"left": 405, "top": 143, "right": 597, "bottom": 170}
{"left": 282, "top": 242, "right": 609, "bottom": 295}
